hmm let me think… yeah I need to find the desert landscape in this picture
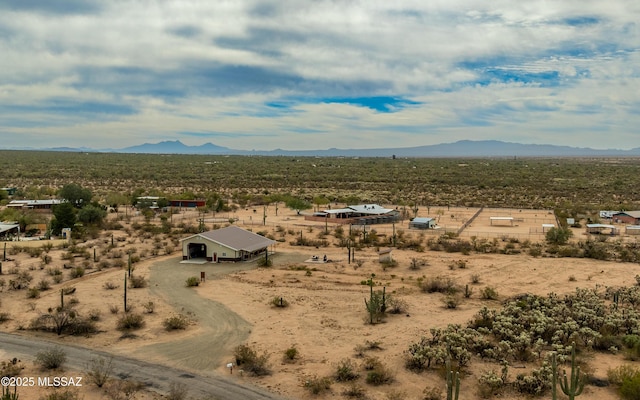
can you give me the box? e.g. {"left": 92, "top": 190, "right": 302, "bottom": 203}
{"left": 1, "top": 154, "right": 640, "bottom": 400}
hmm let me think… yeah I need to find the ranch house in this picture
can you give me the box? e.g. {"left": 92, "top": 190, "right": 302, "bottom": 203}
{"left": 307, "top": 204, "right": 400, "bottom": 225}
{"left": 180, "top": 225, "right": 275, "bottom": 262}
{"left": 612, "top": 211, "right": 640, "bottom": 225}
{"left": 7, "top": 199, "right": 63, "bottom": 212}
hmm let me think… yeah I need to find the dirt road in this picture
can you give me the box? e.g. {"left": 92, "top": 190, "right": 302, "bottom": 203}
{"left": 133, "top": 257, "right": 259, "bottom": 371}
{"left": 0, "top": 332, "right": 287, "bottom": 400}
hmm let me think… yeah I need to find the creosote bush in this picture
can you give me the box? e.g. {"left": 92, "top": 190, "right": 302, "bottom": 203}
{"left": 283, "top": 346, "right": 298, "bottom": 363}
{"left": 233, "top": 344, "right": 271, "bottom": 376}
{"left": 129, "top": 275, "right": 147, "bottom": 288}
{"left": 85, "top": 356, "right": 113, "bottom": 388}
{"left": 116, "top": 313, "right": 144, "bottom": 331}
{"left": 35, "top": 347, "right": 66, "bottom": 370}
{"left": 185, "top": 276, "right": 199, "bottom": 287}
{"left": 304, "top": 375, "right": 332, "bottom": 395}
{"left": 271, "top": 296, "right": 289, "bottom": 308}
{"left": 335, "top": 358, "right": 360, "bottom": 382}
{"left": 163, "top": 314, "right": 189, "bottom": 331}
{"left": 480, "top": 286, "right": 499, "bottom": 300}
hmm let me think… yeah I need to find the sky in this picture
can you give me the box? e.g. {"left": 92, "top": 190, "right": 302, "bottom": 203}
{"left": 1, "top": 0, "right": 639, "bottom": 151}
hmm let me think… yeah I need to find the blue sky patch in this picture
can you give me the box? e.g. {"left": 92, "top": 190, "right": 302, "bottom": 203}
{"left": 319, "top": 96, "right": 420, "bottom": 112}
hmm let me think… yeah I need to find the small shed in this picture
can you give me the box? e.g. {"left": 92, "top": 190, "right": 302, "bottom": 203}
{"left": 542, "top": 224, "right": 555, "bottom": 232}
{"left": 180, "top": 225, "right": 275, "bottom": 262}
{"left": 409, "top": 217, "right": 436, "bottom": 229}
{"left": 625, "top": 226, "right": 640, "bottom": 235}
{"left": 378, "top": 248, "right": 393, "bottom": 263}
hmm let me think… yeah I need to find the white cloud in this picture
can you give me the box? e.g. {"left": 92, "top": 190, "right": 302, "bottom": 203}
{"left": 0, "top": 0, "right": 639, "bottom": 150}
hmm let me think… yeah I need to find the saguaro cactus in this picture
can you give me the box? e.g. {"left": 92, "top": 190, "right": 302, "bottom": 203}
{"left": 2, "top": 384, "right": 19, "bottom": 400}
{"left": 446, "top": 360, "right": 460, "bottom": 400}
{"left": 558, "top": 344, "right": 585, "bottom": 400}
{"left": 552, "top": 344, "right": 584, "bottom": 400}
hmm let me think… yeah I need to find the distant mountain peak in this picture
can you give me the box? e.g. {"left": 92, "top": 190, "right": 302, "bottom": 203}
{"left": 9, "top": 139, "right": 639, "bottom": 157}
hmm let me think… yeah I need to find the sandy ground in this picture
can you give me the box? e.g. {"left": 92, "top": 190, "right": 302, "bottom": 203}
{"left": 1, "top": 205, "right": 639, "bottom": 399}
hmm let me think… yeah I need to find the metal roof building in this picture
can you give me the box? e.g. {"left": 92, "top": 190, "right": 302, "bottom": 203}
{"left": 409, "top": 217, "right": 436, "bottom": 229}
{"left": 180, "top": 225, "right": 275, "bottom": 262}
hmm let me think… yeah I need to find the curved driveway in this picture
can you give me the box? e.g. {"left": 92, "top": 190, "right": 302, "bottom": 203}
{"left": 0, "top": 256, "right": 289, "bottom": 400}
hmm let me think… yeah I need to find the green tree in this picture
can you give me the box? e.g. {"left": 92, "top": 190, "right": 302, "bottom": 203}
{"left": 77, "top": 204, "right": 107, "bottom": 225}
{"left": 285, "top": 196, "right": 312, "bottom": 215}
{"left": 51, "top": 202, "right": 77, "bottom": 235}
{"left": 105, "top": 192, "right": 129, "bottom": 210}
{"left": 59, "top": 183, "right": 92, "bottom": 208}
{"left": 546, "top": 227, "right": 573, "bottom": 245}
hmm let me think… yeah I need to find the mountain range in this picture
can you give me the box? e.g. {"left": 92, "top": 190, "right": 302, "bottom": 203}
{"left": 10, "top": 140, "right": 640, "bottom": 157}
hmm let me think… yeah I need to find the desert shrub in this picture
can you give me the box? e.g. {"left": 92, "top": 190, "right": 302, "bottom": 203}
{"left": 143, "top": 301, "right": 154, "bottom": 314}
{"left": 38, "top": 389, "right": 81, "bottom": 400}
{"left": 233, "top": 344, "right": 271, "bottom": 376}
{"left": 0, "top": 313, "right": 10, "bottom": 323}
{"left": 304, "top": 375, "right": 332, "bottom": 395}
{"left": 166, "top": 382, "right": 189, "bottom": 400}
{"left": 387, "top": 297, "right": 408, "bottom": 314}
{"left": 88, "top": 309, "right": 101, "bottom": 321}
{"left": 163, "top": 314, "right": 189, "bottom": 331}
{"left": 409, "top": 257, "right": 424, "bottom": 270}
{"left": 365, "top": 363, "right": 394, "bottom": 385}
{"left": 283, "top": 346, "right": 298, "bottom": 362}
{"left": 109, "top": 305, "right": 119, "bottom": 314}
{"left": 335, "top": 358, "right": 359, "bottom": 381}
{"left": 129, "top": 275, "right": 147, "bottom": 288}
{"left": 361, "top": 355, "right": 382, "bottom": 371}
{"left": 116, "top": 313, "right": 144, "bottom": 331}
{"left": 271, "top": 296, "right": 289, "bottom": 308}
{"left": 8, "top": 271, "right": 32, "bottom": 290}
{"left": 380, "top": 259, "right": 398, "bottom": 270}
{"left": 37, "top": 279, "right": 51, "bottom": 291}
{"left": 47, "top": 267, "right": 62, "bottom": 277}
{"left": 104, "top": 379, "right": 144, "bottom": 400}
{"left": 185, "top": 276, "right": 199, "bottom": 287}
{"left": 0, "top": 358, "right": 24, "bottom": 378}
{"left": 85, "top": 356, "right": 113, "bottom": 388}
{"left": 26, "top": 287, "right": 40, "bottom": 299}
{"left": 257, "top": 256, "right": 272, "bottom": 267}
{"left": 481, "top": 286, "right": 499, "bottom": 300}
{"left": 608, "top": 365, "right": 640, "bottom": 399}
{"left": 470, "top": 273, "right": 481, "bottom": 284}
{"left": 52, "top": 274, "right": 63, "bottom": 284}
{"left": 422, "top": 387, "right": 443, "bottom": 400}
{"left": 421, "top": 276, "right": 458, "bottom": 294}
{"left": 103, "top": 281, "right": 119, "bottom": 290}
{"left": 443, "top": 295, "right": 460, "bottom": 309}
{"left": 35, "top": 347, "right": 66, "bottom": 370}
{"left": 67, "top": 317, "right": 97, "bottom": 336}
{"left": 68, "top": 267, "right": 85, "bottom": 279}
{"left": 342, "top": 383, "right": 367, "bottom": 398}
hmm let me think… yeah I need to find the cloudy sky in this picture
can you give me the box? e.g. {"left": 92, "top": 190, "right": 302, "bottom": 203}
{"left": 1, "top": 1, "right": 638, "bottom": 151}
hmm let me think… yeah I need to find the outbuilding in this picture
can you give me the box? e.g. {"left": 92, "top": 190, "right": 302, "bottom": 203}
{"left": 180, "top": 225, "right": 275, "bottom": 262}
{"left": 409, "top": 217, "right": 436, "bottom": 229}
{"left": 612, "top": 211, "right": 640, "bottom": 225}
